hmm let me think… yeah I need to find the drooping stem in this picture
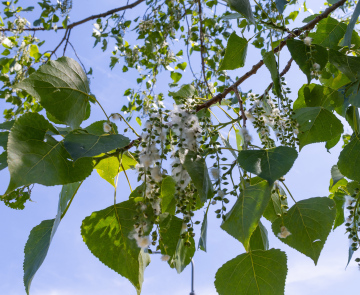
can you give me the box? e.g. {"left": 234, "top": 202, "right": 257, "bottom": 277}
{"left": 280, "top": 180, "right": 297, "bottom": 203}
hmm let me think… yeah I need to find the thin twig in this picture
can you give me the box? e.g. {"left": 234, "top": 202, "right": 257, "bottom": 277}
{"left": 48, "top": 28, "right": 69, "bottom": 60}
{"left": 233, "top": 86, "right": 246, "bottom": 127}
{"left": 68, "top": 41, "right": 87, "bottom": 73}
{"left": 63, "top": 28, "right": 72, "bottom": 56}
{"left": 0, "top": 0, "right": 146, "bottom": 32}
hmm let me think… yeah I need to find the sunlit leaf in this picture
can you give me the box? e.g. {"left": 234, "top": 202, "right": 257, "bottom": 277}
{"left": 14, "top": 57, "right": 91, "bottom": 129}
{"left": 293, "top": 107, "right": 343, "bottom": 150}
{"left": 24, "top": 182, "right": 81, "bottom": 294}
{"left": 215, "top": 249, "right": 287, "bottom": 295}
{"left": 5, "top": 113, "right": 93, "bottom": 194}
{"left": 237, "top": 146, "right": 298, "bottom": 184}
{"left": 219, "top": 32, "right": 248, "bottom": 71}
{"left": 81, "top": 199, "right": 152, "bottom": 294}
{"left": 221, "top": 181, "right": 271, "bottom": 249}
{"left": 272, "top": 197, "right": 336, "bottom": 264}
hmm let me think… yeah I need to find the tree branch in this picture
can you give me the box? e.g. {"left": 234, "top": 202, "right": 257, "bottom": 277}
{"left": 0, "top": 0, "right": 146, "bottom": 32}
{"left": 195, "top": 0, "right": 346, "bottom": 112}
{"left": 62, "top": 0, "right": 349, "bottom": 158}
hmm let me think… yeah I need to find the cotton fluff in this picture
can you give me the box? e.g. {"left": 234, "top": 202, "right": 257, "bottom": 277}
{"left": 217, "top": 189, "right": 225, "bottom": 199}
{"left": 245, "top": 110, "right": 255, "bottom": 122}
{"left": 134, "top": 235, "right": 151, "bottom": 248}
{"left": 103, "top": 122, "right": 111, "bottom": 133}
{"left": 170, "top": 104, "right": 202, "bottom": 151}
{"left": 161, "top": 255, "right": 171, "bottom": 262}
{"left": 304, "top": 37, "right": 312, "bottom": 46}
{"left": 277, "top": 226, "right": 291, "bottom": 239}
{"left": 345, "top": 195, "right": 355, "bottom": 206}
{"left": 182, "top": 223, "right": 188, "bottom": 231}
{"left": 111, "top": 113, "right": 121, "bottom": 120}
{"left": 210, "top": 167, "right": 220, "bottom": 180}
{"left": 313, "top": 63, "right": 321, "bottom": 71}
{"left": 171, "top": 157, "right": 191, "bottom": 190}
{"left": 240, "top": 127, "right": 252, "bottom": 143}
{"left": 152, "top": 199, "right": 161, "bottom": 215}
{"left": 150, "top": 166, "right": 162, "bottom": 182}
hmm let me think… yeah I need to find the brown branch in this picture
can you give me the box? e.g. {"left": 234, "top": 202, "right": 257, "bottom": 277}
{"left": 63, "top": 28, "right": 72, "bottom": 56}
{"left": 195, "top": 0, "right": 346, "bottom": 112}
{"left": 47, "top": 28, "right": 69, "bottom": 60}
{"left": 0, "top": 0, "right": 146, "bottom": 32}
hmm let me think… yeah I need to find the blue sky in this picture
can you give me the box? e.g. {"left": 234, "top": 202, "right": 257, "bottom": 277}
{"left": 0, "top": 0, "right": 359, "bottom": 294}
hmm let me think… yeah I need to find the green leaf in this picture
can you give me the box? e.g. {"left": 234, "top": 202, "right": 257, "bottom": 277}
{"left": 95, "top": 153, "right": 137, "bottom": 187}
{"left": 263, "top": 185, "right": 288, "bottom": 222}
{"left": 320, "top": 64, "right": 351, "bottom": 90}
{"left": 287, "top": 39, "right": 328, "bottom": 83}
{"left": 169, "top": 84, "right": 196, "bottom": 99}
{"left": 0, "top": 131, "right": 8, "bottom": 149}
{"left": 219, "top": 32, "right": 248, "bottom": 71}
{"left": 221, "top": 181, "right": 271, "bottom": 249}
{"left": 262, "top": 50, "right": 282, "bottom": 98}
{"left": 248, "top": 222, "right": 269, "bottom": 251}
{"left": 221, "top": 12, "right": 242, "bottom": 20}
{"left": 272, "top": 197, "right": 336, "bottom": 264}
{"left": 330, "top": 192, "right": 345, "bottom": 230}
{"left": 326, "top": 134, "right": 341, "bottom": 151}
{"left": 159, "top": 213, "right": 195, "bottom": 273}
{"left": 198, "top": 212, "right": 208, "bottom": 252}
{"left": 1, "top": 187, "right": 30, "bottom": 210}
{"left": 13, "top": 57, "right": 91, "bottom": 129}
{"left": 345, "top": 106, "right": 360, "bottom": 133}
{"left": 338, "top": 135, "right": 360, "bottom": 182}
{"left": 183, "top": 151, "right": 214, "bottom": 203}
{"left": 308, "top": 17, "right": 347, "bottom": 49}
{"left": 160, "top": 176, "right": 176, "bottom": 215}
{"left": 170, "top": 71, "right": 182, "bottom": 83}
{"left": 0, "top": 151, "right": 7, "bottom": 171}
{"left": 331, "top": 165, "right": 344, "bottom": 187}
{"left": 237, "top": 146, "right": 298, "bottom": 184}
{"left": 81, "top": 199, "right": 151, "bottom": 294}
{"left": 293, "top": 107, "right": 343, "bottom": 150}
{"left": 0, "top": 120, "right": 14, "bottom": 130}
{"left": 85, "top": 120, "right": 118, "bottom": 135}
{"left": 64, "top": 133, "right": 130, "bottom": 161}
{"left": 329, "top": 178, "right": 348, "bottom": 194}
{"left": 275, "top": 0, "right": 288, "bottom": 14}
{"left": 224, "top": 0, "right": 255, "bottom": 23}
{"left": 24, "top": 182, "right": 81, "bottom": 294}
{"left": 215, "top": 249, "right": 287, "bottom": 295}
{"left": 343, "top": 1, "right": 360, "bottom": 48}
{"left": 294, "top": 83, "right": 343, "bottom": 111}
{"left": 29, "top": 44, "right": 41, "bottom": 61}
{"left": 329, "top": 49, "right": 360, "bottom": 82}
{"left": 344, "top": 81, "right": 360, "bottom": 108}
{"left": 5, "top": 113, "right": 93, "bottom": 194}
